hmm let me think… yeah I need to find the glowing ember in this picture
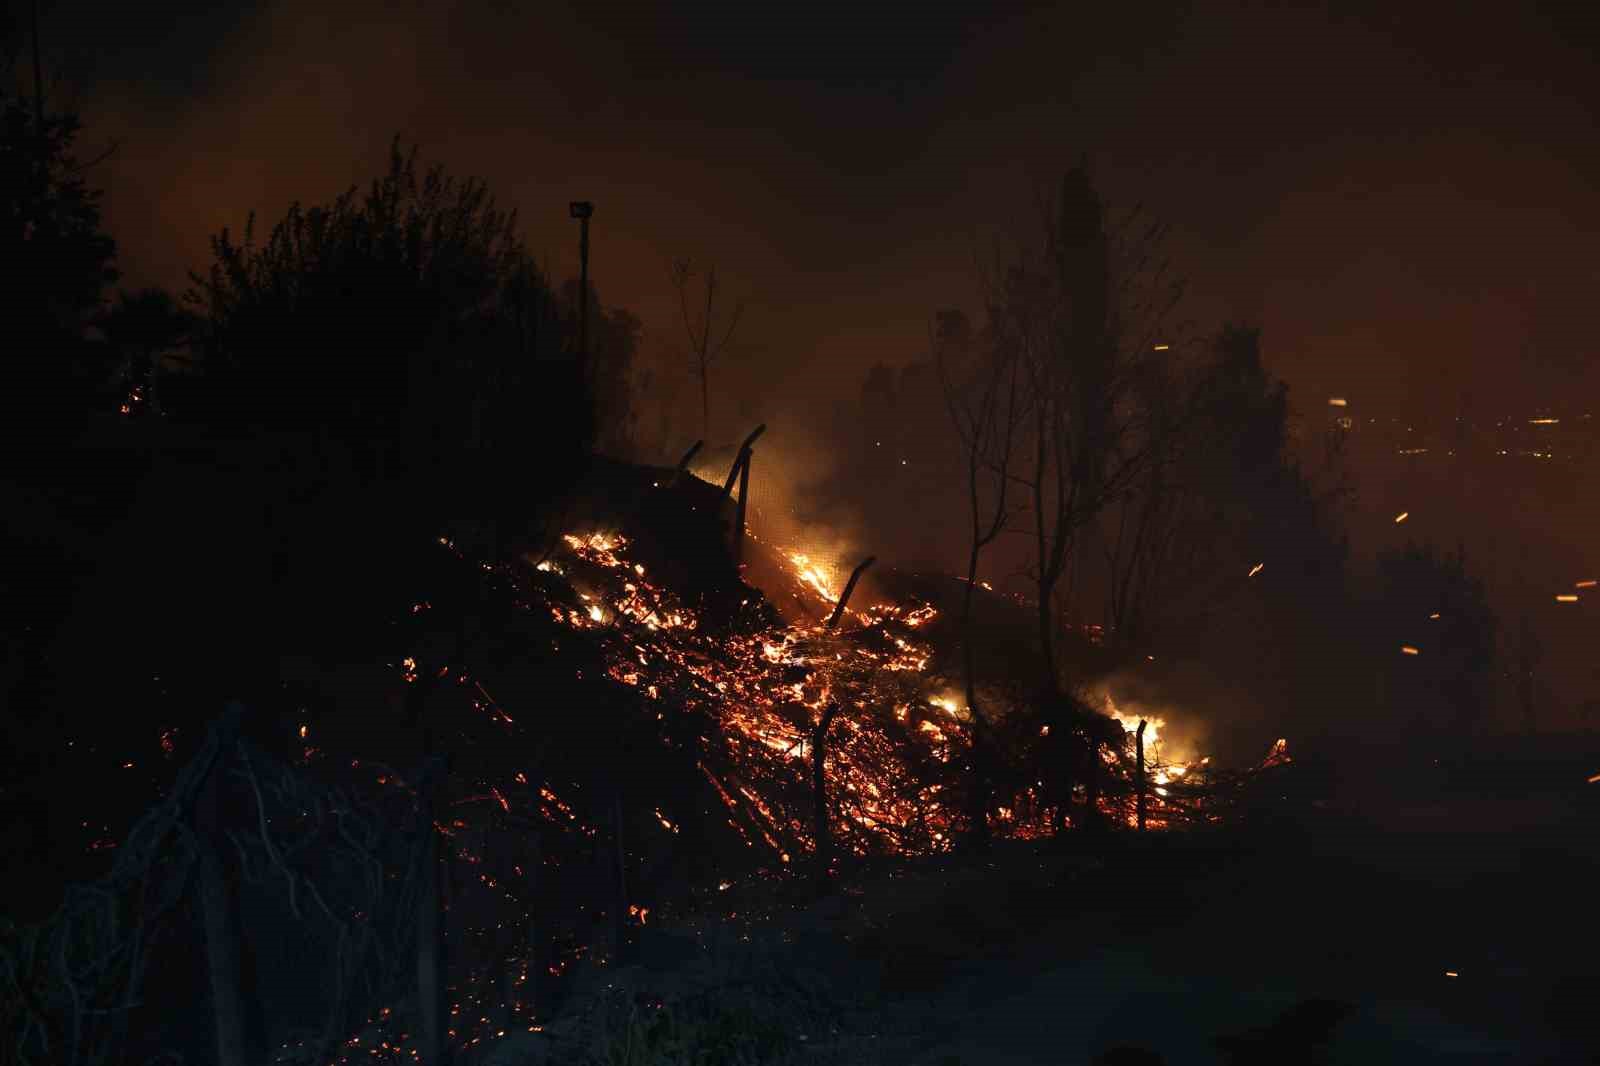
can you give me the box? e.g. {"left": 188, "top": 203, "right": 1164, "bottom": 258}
{"left": 1248, "top": 562, "right": 1264, "bottom": 577}
{"left": 1577, "top": 580, "right": 1598, "bottom": 589}
{"left": 1401, "top": 645, "right": 1420, "bottom": 655}
{"left": 1555, "top": 594, "right": 1579, "bottom": 603}
{"left": 1394, "top": 511, "right": 1409, "bottom": 523}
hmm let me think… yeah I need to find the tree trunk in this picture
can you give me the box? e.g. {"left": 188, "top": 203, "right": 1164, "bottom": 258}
{"left": 1135, "top": 719, "right": 1148, "bottom": 833}
{"left": 812, "top": 703, "right": 841, "bottom": 891}
{"left": 700, "top": 360, "right": 711, "bottom": 440}
{"left": 960, "top": 557, "right": 991, "bottom": 852}
{"left": 196, "top": 738, "right": 268, "bottom": 1066}
{"left": 416, "top": 790, "right": 447, "bottom": 1065}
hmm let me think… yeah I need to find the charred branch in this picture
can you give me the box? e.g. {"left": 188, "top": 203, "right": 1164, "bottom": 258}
{"left": 826, "top": 556, "right": 877, "bottom": 629}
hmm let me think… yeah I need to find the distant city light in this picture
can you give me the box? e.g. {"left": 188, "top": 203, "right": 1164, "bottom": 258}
{"left": 1394, "top": 512, "right": 1409, "bottom": 523}
{"left": 1328, "top": 397, "right": 1348, "bottom": 407}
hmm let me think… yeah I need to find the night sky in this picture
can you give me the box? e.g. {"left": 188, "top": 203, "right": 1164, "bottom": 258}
{"left": 26, "top": 0, "right": 1600, "bottom": 711}
{"left": 47, "top": 0, "right": 1597, "bottom": 413}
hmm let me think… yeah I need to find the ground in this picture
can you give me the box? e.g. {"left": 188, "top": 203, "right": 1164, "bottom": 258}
{"left": 471, "top": 768, "right": 1600, "bottom": 1066}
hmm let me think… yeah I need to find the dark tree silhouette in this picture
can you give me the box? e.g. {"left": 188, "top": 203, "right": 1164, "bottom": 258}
{"left": 987, "top": 166, "right": 1181, "bottom": 692}
{"left": 1, "top": 88, "right": 120, "bottom": 432}
{"left": 667, "top": 257, "right": 745, "bottom": 441}
{"left": 93, "top": 287, "right": 195, "bottom": 417}
{"left": 1375, "top": 542, "right": 1498, "bottom": 736}
{"left": 185, "top": 138, "right": 598, "bottom": 554}
{"left": 1095, "top": 325, "right": 1296, "bottom": 653}
{"left": 933, "top": 307, "right": 1029, "bottom": 848}
{"left": 557, "top": 277, "right": 642, "bottom": 456}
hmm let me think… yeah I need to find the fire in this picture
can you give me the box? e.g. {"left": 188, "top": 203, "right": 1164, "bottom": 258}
{"left": 446, "top": 524, "right": 1269, "bottom": 877}
{"left": 787, "top": 552, "right": 841, "bottom": 605}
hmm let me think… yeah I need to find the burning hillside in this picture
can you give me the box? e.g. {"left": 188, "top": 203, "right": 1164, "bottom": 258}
{"left": 16, "top": 460, "right": 1305, "bottom": 1066}
{"left": 519, "top": 499, "right": 1234, "bottom": 859}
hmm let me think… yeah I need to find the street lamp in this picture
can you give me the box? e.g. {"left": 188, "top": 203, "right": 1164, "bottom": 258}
{"left": 569, "top": 201, "right": 593, "bottom": 361}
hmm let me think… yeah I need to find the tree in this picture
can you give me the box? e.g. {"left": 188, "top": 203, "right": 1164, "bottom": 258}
{"left": 1094, "top": 325, "right": 1290, "bottom": 654}
{"left": 1375, "top": 542, "right": 1498, "bottom": 736}
{"left": 667, "top": 258, "right": 745, "bottom": 441}
{"left": 1, "top": 88, "right": 120, "bottom": 431}
{"left": 183, "top": 138, "right": 602, "bottom": 661}
{"left": 94, "top": 287, "right": 195, "bottom": 417}
{"left": 933, "top": 307, "right": 1028, "bottom": 847}
{"left": 558, "top": 278, "right": 641, "bottom": 457}
{"left": 987, "top": 166, "right": 1181, "bottom": 690}
{"left": 186, "top": 137, "right": 594, "bottom": 512}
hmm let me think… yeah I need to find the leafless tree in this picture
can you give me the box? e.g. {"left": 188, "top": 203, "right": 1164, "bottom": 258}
{"left": 988, "top": 167, "right": 1183, "bottom": 691}
{"left": 933, "top": 307, "right": 1029, "bottom": 846}
{"left": 667, "top": 258, "right": 746, "bottom": 440}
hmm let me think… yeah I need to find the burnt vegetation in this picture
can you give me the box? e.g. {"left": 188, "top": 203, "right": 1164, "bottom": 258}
{"left": 5, "top": 82, "right": 1599, "bottom": 1066}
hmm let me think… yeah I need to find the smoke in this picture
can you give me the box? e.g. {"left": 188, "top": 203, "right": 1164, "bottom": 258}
{"left": 1087, "top": 664, "right": 1286, "bottom": 769}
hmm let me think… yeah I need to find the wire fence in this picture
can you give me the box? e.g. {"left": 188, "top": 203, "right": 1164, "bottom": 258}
{"left": 1, "top": 703, "right": 449, "bottom": 1066}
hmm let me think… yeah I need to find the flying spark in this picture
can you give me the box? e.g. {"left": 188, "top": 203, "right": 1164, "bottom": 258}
{"left": 1555, "top": 594, "right": 1579, "bottom": 603}
{"left": 1247, "top": 562, "right": 1264, "bottom": 578}
{"left": 1401, "top": 645, "right": 1420, "bottom": 655}
{"left": 1328, "top": 397, "right": 1348, "bottom": 407}
{"left": 1577, "top": 580, "right": 1597, "bottom": 589}
{"left": 1394, "top": 512, "right": 1409, "bottom": 523}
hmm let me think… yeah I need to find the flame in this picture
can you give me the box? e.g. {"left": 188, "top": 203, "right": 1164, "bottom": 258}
{"left": 787, "top": 553, "right": 841, "bottom": 605}
{"left": 463, "top": 526, "right": 1246, "bottom": 877}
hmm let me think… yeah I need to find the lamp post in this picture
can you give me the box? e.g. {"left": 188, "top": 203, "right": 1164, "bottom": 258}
{"left": 569, "top": 201, "right": 593, "bottom": 362}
